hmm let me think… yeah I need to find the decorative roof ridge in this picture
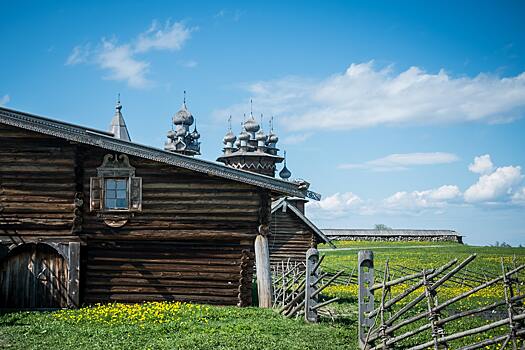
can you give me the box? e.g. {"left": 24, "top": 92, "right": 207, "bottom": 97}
{"left": 0, "top": 106, "right": 305, "bottom": 197}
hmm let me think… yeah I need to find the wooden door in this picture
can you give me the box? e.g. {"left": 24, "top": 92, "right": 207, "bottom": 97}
{"left": 0, "top": 243, "right": 68, "bottom": 308}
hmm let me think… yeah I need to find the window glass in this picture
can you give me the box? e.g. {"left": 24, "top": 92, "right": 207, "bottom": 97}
{"left": 104, "top": 178, "right": 128, "bottom": 209}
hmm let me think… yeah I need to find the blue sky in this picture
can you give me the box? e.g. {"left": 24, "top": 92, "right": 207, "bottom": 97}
{"left": 1, "top": 1, "right": 524, "bottom": 245}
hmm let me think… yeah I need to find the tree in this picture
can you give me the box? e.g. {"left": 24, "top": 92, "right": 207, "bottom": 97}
{"left": 374, "top": 224, "right": 392, "bottom": 230}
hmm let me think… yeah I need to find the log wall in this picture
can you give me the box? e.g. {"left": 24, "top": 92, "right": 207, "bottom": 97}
{"left": 268, "top": 209, "right": 316, "bottom": 265}
{"left": 0, "top": 124, "right": 78, "bottom": 244}
{"left": 1, "top": 124, "right": 264, "bottom": 306}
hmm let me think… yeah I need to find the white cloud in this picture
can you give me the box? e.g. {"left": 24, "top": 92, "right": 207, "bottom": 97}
{"left": 339, "top": 152, "right": 459, "bottom": 171}
{"left": 215, "top": 62, "right": 525, "bottom": 130}
{"left": 383, "top": 185, "right": 462, "bottom": 211}
{"left": 0, "top": 94, "right": 10, "bottom": 106}
{"left": 98, "top": 41, "right": 150, "bottom": 88}
{"left": 281, "top": 133, "right": 312, "bottom": 145}
{"left": 306, "top": 185, "right": 461, "bottom": 219}
{"left": 512, "top": 187, "right": 525, "bottom": 205}
{"left": 135, "top": 21, "right": 194, "bottom": 53}
{"left": 468, "top": 154, "right": 494, "bottom": 174}
{"left": 306, "top": 192, "right": 363, "bottom": 218}
{"left": 307, "top": 156, "right": 524, "bottom": 219}
{"left": 65, "top": 44, "right": 90, "bottom": 65}
{"left": 464, "top": 166, "right": 523, "bottom": 203}
{"left": 66, "top": 20, "right": 194, "bottom": 88}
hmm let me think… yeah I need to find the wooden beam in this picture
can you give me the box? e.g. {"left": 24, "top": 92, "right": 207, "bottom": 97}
{"left": 67, "top": 242, "right": 80, "bottom": 308}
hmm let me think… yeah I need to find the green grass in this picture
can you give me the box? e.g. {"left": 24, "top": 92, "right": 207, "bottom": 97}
{"left": 1, "top": 241, "right": 524, "bottom": 349}
{"left": 319, "top": 240, "right": 525, "bottom": 273}
{"left": 0, "top": 306, "right": 356, "bottom": 350}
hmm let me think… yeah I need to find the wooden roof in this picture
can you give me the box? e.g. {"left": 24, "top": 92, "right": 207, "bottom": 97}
{"left": 271, "top": 197, "right": 333, "bottom": 245}
{"left": 0, "top": 106, "right": 306, "bottom": 197}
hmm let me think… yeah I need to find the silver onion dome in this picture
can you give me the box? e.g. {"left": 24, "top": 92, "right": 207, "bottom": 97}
{"left": 244, "top": 116, "right": 260, "bottom": 133}
{"left": 223, "top": 130, "right": 236, "bottom": 144}
{"left": 256, "top": 129, "right": 267, "bottom": 142}
{"left": 238, "top": 129, "right": 250, "bottom": 141}
{"left": 268, "top": 132, "right": 278, "bottom": 144}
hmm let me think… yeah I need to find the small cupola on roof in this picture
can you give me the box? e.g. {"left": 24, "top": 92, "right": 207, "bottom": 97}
{"left": 217, "top": 100, "right": 284, "bottom": 177}
{"left": 109, "top": 94, "right": 131, "bottom": 142}
{"left": 165, "top": 91, "right": 201, "bottom": 156}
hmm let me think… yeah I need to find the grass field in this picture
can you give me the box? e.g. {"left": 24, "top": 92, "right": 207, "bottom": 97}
{"left": 1, "top": 241, "right": 524, "bottom": 349}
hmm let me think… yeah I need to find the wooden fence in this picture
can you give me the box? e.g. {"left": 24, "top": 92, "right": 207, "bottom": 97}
{"left": 358, "top": 250, "right": 525, "bottom": 349}
{"left": 271, "top": 248, "right": 342, "bottom": 320}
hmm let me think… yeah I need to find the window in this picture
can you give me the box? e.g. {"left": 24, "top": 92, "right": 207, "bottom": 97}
{"left": 90, "top": 154, "right": 142, "bottom": 213}
{"left": 104, "top": 178, "right": 128, "bottom": 210}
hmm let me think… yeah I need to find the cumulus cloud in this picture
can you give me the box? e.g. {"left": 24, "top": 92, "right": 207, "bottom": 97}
{"left": 97, "top": 41, "right": 150, "bottom": 88}
{"left": 214, "top": 61, "right": 525, "bottom": 130}
{"left": 306, "top": 192, "right": 363, "bottom": 218}
{"left": 66, "top": 20, "right": 195, "bottom": 88}
{"left": 512, "top": 187, "right": 525, "bottom": 205}
{"left": 383, "top": 185, "right": 462, "bottom": 211}
{"left": 0, "top": 94, "right": 10, "bottom": 106}
{"left": 339, "top": 152, "right": 459, "bottom": 171}
{"left": 464, "top": 166, "right": 523, "bottom": 203}
{"left": 306, "top": 185, "right": 462, "bottom": 219}
{"left": 307, "top": 155, "right": 524, "bottom": 219}
{"left": 468, "top": 154, "right": 494, "bottom": 174}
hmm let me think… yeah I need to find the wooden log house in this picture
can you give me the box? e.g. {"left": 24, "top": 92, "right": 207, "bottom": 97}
{"left": 0, "top": 103, "right": 309, "bottom": 309}
{"left": 269, "top": 197, "right": 331, "bottom": 266}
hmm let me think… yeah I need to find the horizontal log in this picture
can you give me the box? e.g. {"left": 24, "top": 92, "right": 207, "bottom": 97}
{"left": 87, "top": 256, "right": 244, "bottom": 266}
{"left": 83, "top": 293, "right": 239, "bottom": 304}
{"left": 85, "top": 278, "right": 238, "bottom": 288}
{"left": 87, "top": 262, "right": 242, "bottom": 273}
{"left": 85, "top": 286, "right": 238, "bottom": 297}
{"left": 85, "top": 270, "right": 243, "bottom": 281}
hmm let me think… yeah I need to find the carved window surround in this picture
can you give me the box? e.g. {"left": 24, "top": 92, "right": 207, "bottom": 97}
{"left": 90, "top": 154, "right": 142, "bottom": 227}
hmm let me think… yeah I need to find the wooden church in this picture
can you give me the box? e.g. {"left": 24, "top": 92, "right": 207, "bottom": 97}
{"left": 0, "top": 96, "right": 323, "bottom": 309}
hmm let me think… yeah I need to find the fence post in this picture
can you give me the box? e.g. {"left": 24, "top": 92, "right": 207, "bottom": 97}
{"left": 305, "top": 247, "right": 319, "bottom": 322}
{"left": 255, "top": 233, "right": 272, "bottom": 308}
{"left": 358, "top": 250, "right": 374, "bottom": 349}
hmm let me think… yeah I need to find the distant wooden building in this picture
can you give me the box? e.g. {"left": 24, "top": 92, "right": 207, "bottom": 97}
{"left": 269, "top": 197, "right": 331, "bottom": 265}
{"left": 0, "top": 102, "right": 309, "bottom": 309}
{"left": 322, "top": 229, "right": 463, "bottom": 243}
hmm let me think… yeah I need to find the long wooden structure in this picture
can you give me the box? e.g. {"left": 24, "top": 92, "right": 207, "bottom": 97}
{"left": 0, "top": 106, "right": 307, "bottom": 308}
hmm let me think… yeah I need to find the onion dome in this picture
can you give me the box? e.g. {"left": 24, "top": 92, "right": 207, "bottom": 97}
{"left": 244, "top": 116, "right": 260, "bottom": 133}
{"left": 173, "top": 104, "right": 194, "bottom": 126}
{"left": 268, "top": 132, "right": 279, "bottom": 144}
{"left": 167, "top": 129, "right": 176, "bottom": 138}
{"left": 223, "top": 130, "right": 236, "bottom": 144}
{"left": 279, "top": 150, "right": 292, "bottom": 180}
{"left": 279, "top": 165, "right": 292, "bottom": 180}
{"left": 256, "top": 129, "right": 267, "bottom": 142}
{"left": 238, "top": 128, "right": 250, "bottom": 141}
{"left": 191, "top": 127, "right": 200, "bottom": 140}
{"left": 234, "top": 139, "right": 241, "bottom": 148}
{"left": 175, "top": 126, "right": 186, "bottom": 137}
{"left": 267, "top": 117, "right": 278, "bottom": 144}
